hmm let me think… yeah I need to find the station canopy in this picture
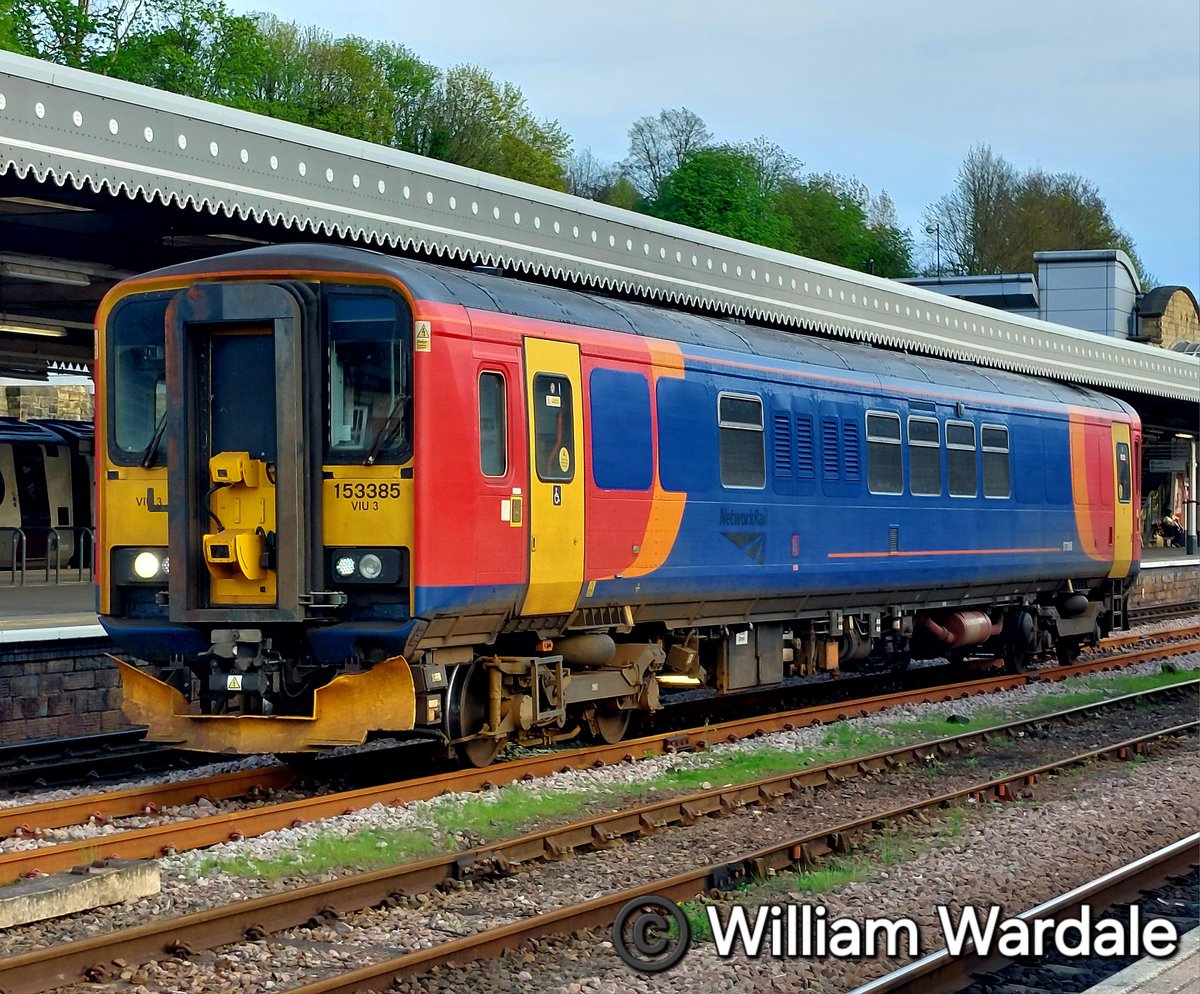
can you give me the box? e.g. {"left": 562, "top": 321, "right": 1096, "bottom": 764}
{"left": 0, "top": 50, "right": 1196, "bottom": 418}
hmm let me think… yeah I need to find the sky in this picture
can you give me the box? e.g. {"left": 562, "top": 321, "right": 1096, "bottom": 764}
{"left": 225, "top": 0, "right": 1200, "bottom": 290}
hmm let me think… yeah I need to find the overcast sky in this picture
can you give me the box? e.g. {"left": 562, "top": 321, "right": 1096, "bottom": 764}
{"left": 227, "top": 0, "right": 1200, "bottom": 290}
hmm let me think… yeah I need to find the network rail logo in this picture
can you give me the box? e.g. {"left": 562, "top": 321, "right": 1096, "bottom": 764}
{"left": 612, "top": 896, "right": 1182, "bottom": 973}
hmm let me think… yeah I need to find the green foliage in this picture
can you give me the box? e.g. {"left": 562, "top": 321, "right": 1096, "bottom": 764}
{"left": 433, "top": 784, "right": 588, "bottom": 839}
{"left": 649, "top": 145, "right": 792, "bottom": 249}
{"left": 109, "top": 1, "right": 268, "bottom": 105}
{"left": 0, "top": 0, "right": 37, "bottom": 55}
{"left": 201, "top": 826, "right": 436, "bottom": 878}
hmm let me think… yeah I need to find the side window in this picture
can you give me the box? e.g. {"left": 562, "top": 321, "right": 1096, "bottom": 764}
{"left": 533, "top": 374, "right": 574, "bottom": 482}
{"left": 718, "top": 393, "right": 765, "bottom": 489}
{"left": 865, "top": 412, "right": 903, "bottom": 495}
{"left": 981, "top": 425, "right": 1010, "bottom": 498}
{"left": 908, "top": 416, "right": 941, "bottom": 496}
{"left": 947, "top": 421, "right": 977, "bottom": 497}
{"left": 1116, "top": 441, "right": 1131, "bottom": 503}
{"left": 478, "top": 372, "right": 507, "bottom": 477}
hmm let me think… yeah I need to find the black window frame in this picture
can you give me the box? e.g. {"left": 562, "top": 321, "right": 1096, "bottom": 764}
{"left": 532, "top": 372, "right": 575, "bottom": 483}
{"left": 324, "top": 286, "right": 412, "bottom": 466}
{"left": 478, "top": 370, "right": 508, "bottom": 478}
{"left": 980, "top": 423, "right": 1011, "bottom": 499}
{"left": 907, "top": 415, "right": 942, "bottom": 497}
{"left": 104, "top": 291, "right": 173, "bottom": 466}
{"left": 946, "top": 419, "right": 978, "bottom": 498}
{"left": 1116, "top": 440, "right": 1132, "bottom": 504}
{"left": 865, "top": 410, "right": 903, "bottom": 496}
{"left": 718, "top": 392, "right": 766, "bottom": 490}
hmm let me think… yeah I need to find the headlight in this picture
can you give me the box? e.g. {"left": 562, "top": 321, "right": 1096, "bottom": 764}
{"left": 133, "top": 551, "right": 162, "bottom": 579}
{"left": 327, "top": 548, "right": 403, "bottom": 585}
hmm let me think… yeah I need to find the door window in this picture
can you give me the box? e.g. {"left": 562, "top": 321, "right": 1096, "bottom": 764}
{"left": 533, "top": 374, "right": 574, "bottom": 482}
{"left": 1116, "top": 441, "right": 1131, "bottom": 503}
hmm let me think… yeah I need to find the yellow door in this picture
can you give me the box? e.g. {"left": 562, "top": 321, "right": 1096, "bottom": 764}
{"left": 1109, "top": 423, "right": 1134, "bottom": 578}
{"left": 521, "top": 338, "right": 584, "bottom": 617}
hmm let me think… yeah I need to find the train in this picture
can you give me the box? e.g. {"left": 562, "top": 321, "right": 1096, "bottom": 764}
{"left": 0, "top": 417, "right": 94, "bottom": 573}
{"left": 97, "top": 244, "right": 1140, "bottom": 764}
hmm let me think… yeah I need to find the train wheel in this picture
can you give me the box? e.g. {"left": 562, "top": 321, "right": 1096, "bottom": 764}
{"left": 1003, "top": 645, "right": 1030, "bottom": 674}
{"left": 588, "top": 705, "right": 631, "bottom": 745}
{"left": 446, "top": 661, "right": 506, "bottom": 767}
{"left": 1056, "top": 639, "right": 1082, "bottom": 666}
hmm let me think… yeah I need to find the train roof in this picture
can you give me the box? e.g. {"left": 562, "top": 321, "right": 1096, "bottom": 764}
{"left": 134, "top": 244, "right": 1136, "bottom": 417}
{"left": 0, "top": 418, "right": 69, "bottom": 444}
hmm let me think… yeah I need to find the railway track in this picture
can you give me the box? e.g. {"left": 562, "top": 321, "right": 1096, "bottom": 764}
{"left": 2, "top": 637, "right": 1195, "bottom": 884}
{"left": 1, "top": 619, "right": 1191, "bottom": 805}
{"left": 849, "top": 833, "right": 1200, "bottom": 994}
{"left": 0, "top": 728, "right": 206, "bottom": 794}
{"left": 2, "top": 682, "right": 1193, "bottom": 994}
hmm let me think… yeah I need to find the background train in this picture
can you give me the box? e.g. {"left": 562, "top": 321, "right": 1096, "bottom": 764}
{"left": 98, "top": 244, "right": 1140, "bottom": 764}
{"left": 0, "top": 417, "right": 94, "bottom": 573}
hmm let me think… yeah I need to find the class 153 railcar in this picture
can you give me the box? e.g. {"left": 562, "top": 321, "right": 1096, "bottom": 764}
{"left": 98, "top": 244, "right": 1140, "bottom": 764}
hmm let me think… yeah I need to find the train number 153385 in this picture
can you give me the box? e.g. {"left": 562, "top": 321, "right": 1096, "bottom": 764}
{"left": 332, "top": 482, "right": 403, "bottom": 500}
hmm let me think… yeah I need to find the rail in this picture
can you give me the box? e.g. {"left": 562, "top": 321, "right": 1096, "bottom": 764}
{"left": 848, "top": 832, "right": 1200, "bottom": 994}
{"left": 1, "top": 687, "right": 1194, "bottom": 994}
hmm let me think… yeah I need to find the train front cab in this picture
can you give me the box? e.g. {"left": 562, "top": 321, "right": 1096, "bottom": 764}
{"left": 99, "top": 272, "right": 423, "bottom": 753}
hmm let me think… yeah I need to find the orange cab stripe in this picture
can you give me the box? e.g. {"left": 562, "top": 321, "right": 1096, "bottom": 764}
{"left": 623, "top": 342, "right": 687, "bottom": 579}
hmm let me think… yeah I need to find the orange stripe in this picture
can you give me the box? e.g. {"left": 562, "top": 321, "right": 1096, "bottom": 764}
{"left": 624, "top": 343, "right": 687, "bottom": 578}
{"left": 828, "top": 547, "right": 1061, "bottom": 559}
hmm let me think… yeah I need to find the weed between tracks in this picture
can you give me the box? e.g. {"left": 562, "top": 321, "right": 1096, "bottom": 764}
{"left": 197, "top": 668, "right": 1196, "bottom": 881}
{"left": 678, "top": 807, "right": 973, "bottom": 943}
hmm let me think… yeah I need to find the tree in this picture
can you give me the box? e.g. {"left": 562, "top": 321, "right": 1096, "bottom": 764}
{"left": 922, "top": 144, "right": 1018, "bottom": 276}
{"left": 108, "top": 0, "right": 268, "bottom": 106}
{"left": 774, "top": 174, "right": 913, "bottom": 277}
{"left": 242, "top": 18, "right": 396, "bottom": 144}
{"left": 8, "top": 0, "right": 150, "bottom": 71}
{"left": 1008, "top": 169, "right": 1148, "bottom": 282}
{"left": 374, "top": 40, "right": 439, "bottom": 154}
{"left": 623, "top": 107, "right": 711, "bottom": 200}
{"left": 413, "top": 64, "right": 568, "bottom": 189}
{"left": 0, "top": 1, "right": 37, "bottom": 55}
{"left": 649, "top": 145, "right": 790, "bottom": 250}
{"left": 565, "top": 149, "right": 642, "bottom": 208}
{"left": 923, "top": 144, "right": 1148, "bottom": 283}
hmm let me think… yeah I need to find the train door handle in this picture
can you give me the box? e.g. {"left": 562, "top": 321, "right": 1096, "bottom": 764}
{"left": 1109, "top": 527, "right": 1113, "bottom": 544}
{"left": 531, "top": 536, "right": 536, "bottom": 552}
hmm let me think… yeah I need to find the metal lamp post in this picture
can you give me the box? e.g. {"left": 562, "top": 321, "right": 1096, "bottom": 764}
{"left": 925, "top": 223, "right": 941, "bottom": 278}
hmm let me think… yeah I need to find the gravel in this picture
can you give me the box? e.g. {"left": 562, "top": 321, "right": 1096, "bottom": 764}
{"left": 0, "top": 753, "right": 279, "bottom": 810}
{"left": 23, "top": 675, "right": 1198, "bottom": 993}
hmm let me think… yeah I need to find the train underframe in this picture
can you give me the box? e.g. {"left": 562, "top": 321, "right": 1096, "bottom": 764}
{"left": 118, "top": 577, "right": 1128, "bottom": 765}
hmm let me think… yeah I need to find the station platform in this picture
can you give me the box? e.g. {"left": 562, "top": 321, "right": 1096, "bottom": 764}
{"left": 0, "top": 582, "right": 103, "bottom": 642}
{"left": 1141, "top": 547, "right": 1200, "bottom": 568}
{"left": 1084, "top": 927, "right": 1200, "bottom": 994}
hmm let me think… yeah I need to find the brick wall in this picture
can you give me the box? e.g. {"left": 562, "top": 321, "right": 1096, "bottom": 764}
{"left": 0, "top": 647, "right": 126, "bottom": 744}
{"left": 0, "top": 384, "right": 94, "bottom": 420}
{"left": 1141, "top": 290, "right": 1200, "bottom": 349}
{"left": 1129, "top": 564, "right": 1200, "bottom": 613}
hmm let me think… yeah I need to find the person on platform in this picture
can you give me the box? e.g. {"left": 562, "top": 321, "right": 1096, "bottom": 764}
{"left": 1161, "top": 509, "right": 1185, "bottom": 548}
